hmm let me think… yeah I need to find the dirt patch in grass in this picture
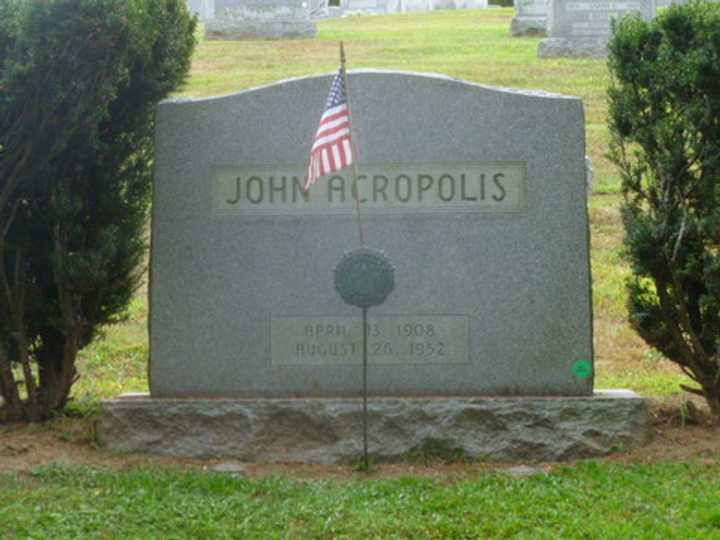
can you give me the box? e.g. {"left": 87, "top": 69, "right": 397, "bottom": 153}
{"left": 1, "top": 400, "right": 717, "bottom": 479}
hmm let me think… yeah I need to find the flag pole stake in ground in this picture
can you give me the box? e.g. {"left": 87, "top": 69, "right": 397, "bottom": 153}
{"left": 334, "top": 248, "right": 395, "bottom": 470}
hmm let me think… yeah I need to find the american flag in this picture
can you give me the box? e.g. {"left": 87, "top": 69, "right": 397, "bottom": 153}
{"left": 305, "top": 67, "right": 353, "bottom": 190}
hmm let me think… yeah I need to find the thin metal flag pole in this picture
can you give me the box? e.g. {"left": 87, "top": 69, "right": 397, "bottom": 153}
{"left": 362, "top": 306, "right": 369, "bottom": 470}
{"left": 340, "top": 41, "right": 366, "bottom": 247}
{"left": 340, "top": 41, "right": 370, "bottom": 470}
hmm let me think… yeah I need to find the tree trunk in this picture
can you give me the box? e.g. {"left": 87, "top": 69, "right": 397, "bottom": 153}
{"left": 37, "top": 335, "right": 78, "bottom": 416}
{"left": 0, "top": 344, "right": 25, "bottom": 422}
{"left": 702, "top": 385, "right": 720, "bottom": 427}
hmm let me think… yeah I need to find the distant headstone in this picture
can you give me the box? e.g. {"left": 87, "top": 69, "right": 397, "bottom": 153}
{"left": 511, "top": 0, "right": 548, "bottom": 37}
{"left": 205, "top": 0, "right": 317, "bottom": 40}
{"left": 187, "top": 0, "right": 216, "bottom": 21}
{"left": 340, "top": 0, "right": 487, "bottom": 14}
{"left": 344, "top": 0, "right": 391, "bottom": 12}
{"left": 308, "top": 0, "right": 330, "bottom": 17}
{"left": 101, "top": 71, "right": 651, "bottom": 463}
{"left": 538, "top": 0, "right": 656, "bottom": 58}
{"left": 449, "top": 0, "right": 488, "bottom": 8}
{"left": 433, "top": 0, "right": 488, "bottom": 8}
{"left": 396, "top": 0, "right": 432, "bottom": 11}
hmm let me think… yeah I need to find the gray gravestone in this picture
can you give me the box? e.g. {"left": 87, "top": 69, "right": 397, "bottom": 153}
{"left": 340, "top": 0, "right": 487, "bottom": 14}
{"left": 308, "top": 0, "right": 330, "bottom": 17}
{"left": 396, "top": 0, "right": 431, "bottom": 11}
{"left": 538, "top": 0, "right": 656, "bottom": 57}
{"left": 149, "top": 71, "right": 594, "bottom": 399}
{"left": 205, "top": 0, "right": 316, "bottom": 40}
{"left": 655, "top": 0, "right": 685, "bottom": 7}
{"left": 447, "top": 0, "right": 488, "bottom": 8}
{"left": 343, "top": 0, "right": 390, "bottom": 12}
{"left": 187, "top": 0, "right": 216, "bottom": 21}
{"left": 511, "top": 0, "right": 548, "bottom": 37}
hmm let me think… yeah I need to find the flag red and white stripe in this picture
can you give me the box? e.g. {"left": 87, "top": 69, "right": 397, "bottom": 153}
{"left": 305, "top": 67, "right": 353, "bottom": 190}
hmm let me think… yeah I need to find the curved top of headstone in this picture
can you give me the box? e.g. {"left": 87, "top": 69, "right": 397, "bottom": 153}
{"left": 164, "top": 69, "right": 580, "bottom": 106}
{"left": 155, "top": 69, "right": 586, "bottom": 210}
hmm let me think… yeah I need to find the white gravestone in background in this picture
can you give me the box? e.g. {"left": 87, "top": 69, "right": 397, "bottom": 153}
{"left": 655, "top": 0, "right": 686, "bottom": 7}
{"left": 511, "top": 0, "right": 548, "bottom": 37}
{"left": 187, "top": 0, "right": 216, "bottom": 21}
{"left": 205, "top": 0, "right": 317, "bottom": 39}
{"left": 341, "top": 0, "right": 487, "bottom": 14}
{"left": 538, "top": 0, "right": 656, "bottom": 58}
{"left": 448, "top": 0, "right": 489, "bottom": 8}
{"left": 398, "top": 0, "right": 433, "bottom": 11}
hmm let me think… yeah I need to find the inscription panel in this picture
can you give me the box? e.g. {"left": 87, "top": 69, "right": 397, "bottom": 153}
{"left": 517, "top": 0, "right": 548, "bottom": 18}
{"left": 551, "top": 0, "right": 654, "bottom": 38}
{"left": 214, "top": 162, "right": 527, "bottom": 216}
{"left": 271, "top": 315, "right": 470, "bottom": 366}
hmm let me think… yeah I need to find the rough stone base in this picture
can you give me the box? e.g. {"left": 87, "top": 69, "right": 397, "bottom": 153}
{"left": 100, "top": 391, "right": 650, "bottom": 464}
{"left": 538, "top": 37, "right": 608, "bottom": 58}
{"left": 510, "top": 17, "right": 547, "bottom": 37}
{"left": 205, "top": 18, "right": 317, "bottom": 41}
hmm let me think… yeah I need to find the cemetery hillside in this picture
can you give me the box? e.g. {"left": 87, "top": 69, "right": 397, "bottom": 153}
{"left": 2, "top": 3, "right": 720, "bottom": 539}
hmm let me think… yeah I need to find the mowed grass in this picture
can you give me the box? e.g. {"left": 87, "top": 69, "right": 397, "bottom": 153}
{"left": 68, "top": 9, "right": 693, "bottom": 409}
{"left": 2, "top": 462, "right": 720, "bottom": 539}
{"left": 0, "top": 12, "right": 711, "bottom": 538}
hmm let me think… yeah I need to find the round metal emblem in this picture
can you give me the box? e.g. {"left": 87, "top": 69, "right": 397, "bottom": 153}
{"left": 334, "top": 248, "right": 395, "bottom": 308}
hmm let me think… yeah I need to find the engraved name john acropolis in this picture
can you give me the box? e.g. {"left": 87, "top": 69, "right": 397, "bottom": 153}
{"left": 214, "top": 162, "right": 527, "bottom": 215}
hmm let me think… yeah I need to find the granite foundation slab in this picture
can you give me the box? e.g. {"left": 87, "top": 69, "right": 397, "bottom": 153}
{"left": 511, "top": 17, "right": 547, "bottom": 37}
{"left": 538, "top": 37, "right": 609, "bottom": 58}
{"left": 101, "top": 391, "right": 651, "bottom": 464}
{"left": 205, "top": 16, "right": 316, "bottom": 40}
{"left": 511, "top": 0, "right": 547, "bottom": 37}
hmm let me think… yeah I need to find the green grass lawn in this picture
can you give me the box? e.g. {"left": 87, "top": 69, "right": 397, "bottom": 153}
{"left": 3, "top": 462, "right": 720, "bottom": 539}
{"left": 0, "top": 10, "right": 714, "bottom": 539}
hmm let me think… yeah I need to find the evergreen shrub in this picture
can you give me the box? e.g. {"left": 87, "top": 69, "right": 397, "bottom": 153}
{"left": 608, "top": 2, "right": 720, "bottom": 421}
{"left": 0, "top": 0, "right": 195, "bottom": 421}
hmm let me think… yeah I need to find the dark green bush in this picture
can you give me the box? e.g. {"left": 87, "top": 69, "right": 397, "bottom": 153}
{"left": 608, "top": 2, "right": 720, "bottom": 421}
{"left": 0, "top": 0, "right": 195, "bottom": 421}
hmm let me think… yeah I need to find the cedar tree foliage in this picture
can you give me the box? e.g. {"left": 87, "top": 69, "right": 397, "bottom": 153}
{"left": 0, "top": 0, "right": 195, "bottom": 421}
{"left": 608, "top": 3, "right": 720, "bottom": 420}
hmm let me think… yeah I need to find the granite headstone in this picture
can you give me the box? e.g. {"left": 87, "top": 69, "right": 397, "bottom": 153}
{"left": 397, "top": 0, "right": 432, "bottom": 11}
{"left": 343, "top": 0, "right": 392, "bottom": 12}
{"left": 448, "top": 0, "right": 488, "bottom": 8}
{"left": 433, "top": 0, "right": 488, "bottom": 8}
{"left": 340, "top": 0, "right": 486, "bottom": 14}
{"left": 511, "top": 0, "right": 548, "bottom": 37}
{"left": 538, "top": 0, "right": 656, "bottom": 57}
{"left": 187, "top": 0, "right": 216, "bottom": 21}
{"left": 205, "top": 0, "right": 317, "bottom": 40}
{"left": 149, "top": 71, "right": 594, "bottom": 399}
